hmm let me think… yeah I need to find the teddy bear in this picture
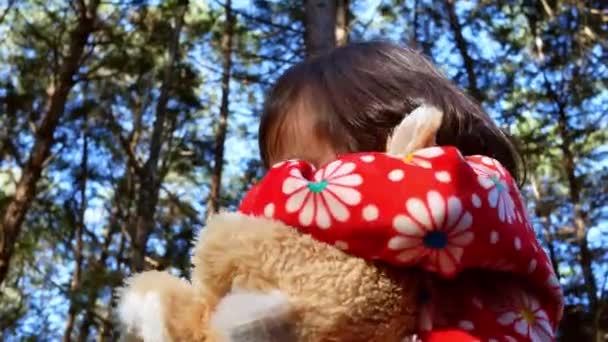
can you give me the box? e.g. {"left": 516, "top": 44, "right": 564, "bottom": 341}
{"left": 117, "top": 107, "right": 448, "bottom": 342}
{"left": 118, "top": 113, "right": 440, "bottom": 342}
{"left": 119, "top": 212, "right": 423, "bottom": 342}
{"left": 115, "top": 105, "right": 446, "bottom": 342}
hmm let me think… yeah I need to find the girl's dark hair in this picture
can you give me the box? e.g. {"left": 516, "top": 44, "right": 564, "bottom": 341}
{"left": 259, "top": 41, "right": 523, "bottom": 182}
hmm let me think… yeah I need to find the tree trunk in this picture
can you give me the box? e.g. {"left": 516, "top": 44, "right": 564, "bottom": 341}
{"left": 304, "top": 0, "right": 337, "bottom": 58}
{"left": 130, "top": 0, "right": 188, "bottom": 272}
{"left": 77, "top": 301, "right": 95, "bottom": 342}
{"left": 558, "top": 122, "right": 599, "bottom": 337}
{"left": 443, "top": 0, "right": 483, "bottom": 102}
{"left": 0, "top": 0, "right": 99, "bottom": 286}
{"left": 76, "top": 98, "right": 142, "bottom": 340}
{"left": 549, "top": 79, "right": 599, "bottom": 340}
{"left": 530, "top": 176, "right": 560, "bottom": 279}
{"left": 77, "top": 161, "right": 134, "bottom": 341}
{"left": 408, "top": 0, "right": 419, "bottom": 48}
{"left": 77, "top": 207, "right": 123, "bottom": 341}
{"left": 207, "top": 0, "right": 235, "bottom": 216}
{"left": 63, "top": 119, "right": 89, "bottom": 342}
{"left": 335, "top": 0, "right": 349, "bottom": 46}
{"left": 96, "top": 313, "right": 113, "bottom": 342}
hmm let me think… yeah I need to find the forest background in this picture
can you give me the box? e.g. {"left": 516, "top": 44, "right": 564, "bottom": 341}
{"left": 0, "top": 0, "right": 606, "bottom": 341}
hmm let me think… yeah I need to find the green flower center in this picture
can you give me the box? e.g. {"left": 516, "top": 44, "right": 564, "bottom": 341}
{"left": 308, "top": 180, "right": 329, "bottom": 193}
{"left": 490, "top": 176, "right": 505, "bottom": 192}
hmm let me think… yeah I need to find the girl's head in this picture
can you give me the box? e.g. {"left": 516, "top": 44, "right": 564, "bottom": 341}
{"left": 259, "top": 41, "right": 522, "bottom": 180}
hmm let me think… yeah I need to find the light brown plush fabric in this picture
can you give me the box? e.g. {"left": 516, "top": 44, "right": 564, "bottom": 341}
{"left": 118, "top": 212, "right": 420, "bottom": 341}
{"left": 193, "top": 213, "right": 419, "bottom": 341}
{"left": 118, "top": 270, "right": 220, "bottom": 342}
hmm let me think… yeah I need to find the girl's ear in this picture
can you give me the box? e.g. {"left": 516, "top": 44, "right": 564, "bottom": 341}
{"left": 386, "top": 104, "right": 443, "bottom": 157}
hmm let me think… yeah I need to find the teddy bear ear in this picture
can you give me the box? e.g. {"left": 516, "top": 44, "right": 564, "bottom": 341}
{"left": 386, "top": 104, "right": 444, "bottom": 157}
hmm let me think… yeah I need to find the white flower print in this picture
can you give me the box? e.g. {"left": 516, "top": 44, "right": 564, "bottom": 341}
{"left": 271, "top": 159, "right": 300, "bottom": 168}
{"left": 415, "top": 147, "right": 446, "bottom": 158}
{"left": 434, "top": 171, "right": 451, "bottom": 183}
{"left": 263, "top": 203, "right": 275, "bottom": 218}
{"left": 271, "top": 160, "right": 287, "bottom": 168}
{"left": 490, "top": 230, "right": 500, "bottom": 244}
{"left": 514, "top": 236, "right": 522, "bottom": 250}
{"left": 458, "top": 320, "right": 475, "bottom": 331}
{"left": 282, "top": 160, "right": 362, "bottom": 229}
{"left": 497, "top": 292, "right": 555, "bottom": 342}
{"left": 360, "top": 155, "right": 375, "bottom": 163}
{"left": 469, "top": 160, "right": 517, "bottom": 223}
{"left": 387, "top": 191, "right": 474, "bottom": 276}
{"left": 403, "top": 147, "right": 445, "bottom": 168}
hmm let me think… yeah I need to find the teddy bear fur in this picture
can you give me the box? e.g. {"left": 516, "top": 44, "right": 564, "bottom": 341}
{"left": 117, "top": 105, "right": 445, "bottom": 341}
{"left": 118, "top": 212, "right": 420, "bottom": 341}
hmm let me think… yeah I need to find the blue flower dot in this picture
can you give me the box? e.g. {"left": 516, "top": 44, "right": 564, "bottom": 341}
{"left": 423, "top": 231, "right": 448, "bottom": 249}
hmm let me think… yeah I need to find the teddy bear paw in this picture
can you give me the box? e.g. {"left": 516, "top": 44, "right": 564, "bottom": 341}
{"left": 210, "top": 289, "right": 295, "bottom": 342}
{"left": 118, "top": 289, "right": 170, "bottom": 342}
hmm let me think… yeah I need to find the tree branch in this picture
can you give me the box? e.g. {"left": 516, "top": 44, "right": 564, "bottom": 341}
{"left": 207, "top": 0, "right": 235, "bottom": 215}
{"left": 0, "top": 0, "right": 15, "bottom": 27}
{"left": 105, "top": 110, "right": 144, "bottom": 176}
{"left": 0, "top": 0, "right": 100, "bottom": 285}
{"left": 131, "top": 0, "right": 189, "bottom": 272}
{"left": 443, "top": 0, "right": 483, "bottom": 102}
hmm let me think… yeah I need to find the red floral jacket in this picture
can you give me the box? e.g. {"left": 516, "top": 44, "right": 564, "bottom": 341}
{"left": 239, "top": 146, "right": 563, "bottom": 342}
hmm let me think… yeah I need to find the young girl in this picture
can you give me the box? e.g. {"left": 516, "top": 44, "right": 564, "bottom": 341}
{"left": 240, "top": 42, "right": 563, "bottom": 341}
